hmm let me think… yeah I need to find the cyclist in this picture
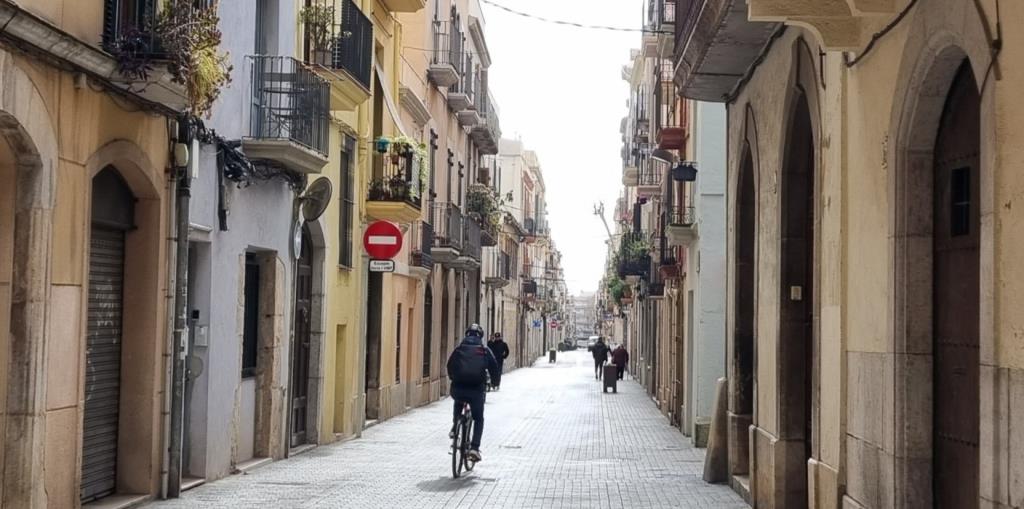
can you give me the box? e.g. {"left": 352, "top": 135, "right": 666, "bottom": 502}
{"left": 447, "top": 323, "right": 499, "bottom": 463}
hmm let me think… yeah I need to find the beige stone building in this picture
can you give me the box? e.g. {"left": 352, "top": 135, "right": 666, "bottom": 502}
{"left": 674, "top": 0, "right": 1024, "bottom": 507}
{"left": 0, "top": 1, "right": 191, "bottom": 506}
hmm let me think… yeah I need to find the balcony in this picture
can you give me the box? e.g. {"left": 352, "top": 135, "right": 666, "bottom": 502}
{"left": 380, "top": 0, "right": 426, "bottom": 13}
{"left": 302, "top": 0, "right": 373, "bottom": 111}
{"left": 456, "top": 217, "right": 483, "bottom": 271}
{"left": 665, "top": 205, "right": 698, "bottom": 246}
{"left": 674, "top": 0, "right": 779, "bottom": 101}
{"left": 466, "top": 184, "right": 501, "bottom": 247}
{"left": 367, "top": 148, "right": 424, "bottom": 223}
{"left": 447, "top": 55, "right": 476, "bottom": 112}
{"left": 457, "top": 78, "right": 483, "bottom": 128}
{"left": 648, "top": 0, "right": 677, "bottom": 55}
{"left": 484, "top": 249, "right": 512, "bottom": 288}
{"left": 637, "top": 161, "right": 666, "bottom": 198}
{"left": 428, "top": 21, "right": 463, "bottom": 87}
{"left": 470, "top": 93, "right": 501, "bottom": 154}
{"left": 617, "top": 230, "right": 652, "bottom": 283}
{"left": 431, "top": 203, "right": 464, "bottom": 265}
{"left": 410, "top": 220, "right": 434, "bottom": 277}
{"left": 243, "top": 56, "right": 330, "bottom": 174}
{"left": 623, "top": 163, "right": 639, "bottom": 187}
{"left": 7, "top": 0, "right": 193, "bottom": 112}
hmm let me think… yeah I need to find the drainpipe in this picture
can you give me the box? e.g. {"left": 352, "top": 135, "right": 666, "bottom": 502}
{"left": 167, "top": 117, "right": 194, "bottom": 498}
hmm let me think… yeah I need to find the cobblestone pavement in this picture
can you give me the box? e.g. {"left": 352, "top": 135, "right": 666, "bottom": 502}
{"left": 147, "top": 351, "right": 747, "bottom": 508}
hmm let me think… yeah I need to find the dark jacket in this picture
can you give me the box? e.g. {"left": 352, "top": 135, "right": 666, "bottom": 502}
{"left": 488, "top": 339, "right": 510, "bottom": 361}
{"left": 447, "top": 335, "right": 499, "bottom": 391}
{"left": 591, "top": 341, "right": 610, "bottom": 362}
{"left": 611, "top": 346, "right": 629, "bottom": 366}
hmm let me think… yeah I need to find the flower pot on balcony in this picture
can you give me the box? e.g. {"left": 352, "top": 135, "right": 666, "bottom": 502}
{"left": 657, "top": 127, "right": 686, "bottom": 150}
{"left": 659, "top": 259, "right": 679, "bottom": 279}
{"left": 672, "top": 162, "right": 698, "bottom": 182}
{"left": 375, "top": 137, "right": 391, "bottom": 154}
{"left": 311, "top": 49, "right": 332, "bottom": 67}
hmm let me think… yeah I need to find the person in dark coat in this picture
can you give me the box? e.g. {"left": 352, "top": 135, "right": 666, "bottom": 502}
{"left": 590, "top": 337, "right": 610, "bottom": 379}
{"left": 447, "top": 324, "right": 499, "bottom": 462}
{"left": 611, "top": 344, "right": 629, "bottom": 380}
{"left": 487, "top": 332, "right": 510, "bottom": 390}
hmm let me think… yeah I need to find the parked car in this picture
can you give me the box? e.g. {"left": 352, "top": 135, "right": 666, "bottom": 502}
{"left": 575, "top": 338, "right": 590, "bottom": 349}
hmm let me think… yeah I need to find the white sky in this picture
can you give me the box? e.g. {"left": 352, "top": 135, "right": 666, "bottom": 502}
{"left": 482, "top": 0, "right": 644, "bottom": 295}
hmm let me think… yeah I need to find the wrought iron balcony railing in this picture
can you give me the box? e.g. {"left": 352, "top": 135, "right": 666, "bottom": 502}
{"left": 432, "top": 202, "right": 464, "bottom": 251}
{"left": 102, "top": 0, "right": 171, "bottom": 59}
{"left": 647, "top": 0, "right": 676, "bottom": 30}
{"left": 462, "top": 215, "right": 483, "bottom": 262}
{"left": 303, "top": 0, "right": 373, "bottom": 89}
{"left": 248, "top": 55, "right": 330, "bottom": 156}
{"left": 411, "top": 220, "right": 434, "bottom": 269}
{"left": 369, "top": 151, "right": 423, "bottom": 208}
{"left": 638, "top": 161, "right": 665, "bottom": 189}
{"left": 666, "top": 205, "right": 696, "bottom": 226}
{"left": 430, "top": 20, "right": 465, "bottom": 76}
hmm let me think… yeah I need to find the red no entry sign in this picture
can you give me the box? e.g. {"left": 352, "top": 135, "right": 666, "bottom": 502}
{"left": 363, "top": 221, "right": 403, "bottom": 259}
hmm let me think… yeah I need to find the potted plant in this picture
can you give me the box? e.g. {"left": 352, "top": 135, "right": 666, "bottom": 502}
{"left": 672, "top": 161, "right": 698, "bottom": 182}
{"left": 375, "top": 137, "right": 391, "bottom": 154}
{"left": 300, "top": 4, "right": 335, "bottom": 66}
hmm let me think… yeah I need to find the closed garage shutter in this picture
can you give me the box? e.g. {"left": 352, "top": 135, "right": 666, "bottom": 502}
{"left": 81, "top": 226, "right": 125, "bottom": 503}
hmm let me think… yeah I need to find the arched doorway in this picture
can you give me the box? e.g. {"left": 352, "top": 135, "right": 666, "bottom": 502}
{"left": 778, "top": 90, "right": 816, "bottom": 508}
{"left": 290, "top": 225, "right": 314, "bottom": 447}
{"left": 82, "top": 167, "right": 135, "bottom": 503}
{"left": 931, "top": 60, "right": 980, "bottom": 508}
{"left": 730, "top": 144, "right": 756, "bottom": 480}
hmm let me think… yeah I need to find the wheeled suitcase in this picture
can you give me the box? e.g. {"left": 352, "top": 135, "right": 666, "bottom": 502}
{"left": 603, "top": 364, "right": 619, "bottom": 393}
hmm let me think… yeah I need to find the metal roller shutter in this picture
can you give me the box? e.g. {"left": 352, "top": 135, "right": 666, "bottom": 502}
{"left": 81, "top": 227, "right": 125, "bottom": 503}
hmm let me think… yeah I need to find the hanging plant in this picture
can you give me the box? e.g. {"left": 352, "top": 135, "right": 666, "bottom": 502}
{"left": 154, "top": 1, "right": 233, "bottom": 117}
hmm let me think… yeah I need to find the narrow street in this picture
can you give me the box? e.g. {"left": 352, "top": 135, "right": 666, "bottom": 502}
{"left": 146, "top": 351, "right": 746, "bottom": 509}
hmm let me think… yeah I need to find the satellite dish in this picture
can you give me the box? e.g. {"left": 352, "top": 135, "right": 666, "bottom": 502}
{"left": 301, "top": 177, "right": 333, "bottom": 222}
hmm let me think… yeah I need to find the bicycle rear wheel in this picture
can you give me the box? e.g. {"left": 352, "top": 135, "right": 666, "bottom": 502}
{"left": 451, "top": 418, "right": 464, "bottom": 478}
{"left": 462, "top": 420, "right": 475, "bottom": 472}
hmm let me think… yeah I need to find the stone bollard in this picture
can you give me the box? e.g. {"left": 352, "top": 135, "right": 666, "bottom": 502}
{"left": 703, "top": 377, "right": 729, "bottom": 483}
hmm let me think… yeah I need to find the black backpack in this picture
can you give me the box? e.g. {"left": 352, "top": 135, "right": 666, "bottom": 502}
{"left": 448, "top": 343, "right": 489, "bottom": 386}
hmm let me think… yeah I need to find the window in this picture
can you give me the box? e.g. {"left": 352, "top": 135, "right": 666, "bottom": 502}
{"left": 242, "top": 254, "right": 260, "bottom": 378}
{"left": 446, "top": 149, "right": 454, "bottom": 202}
{"left": 951, "top": 167, "right": 970, "bottom": 236}
{"left": 339, "top": 135, "right": 355, "bottom": 267}
{"left": 429, "top": 130, "right": 438, "bottom": 198}
{"left": 395, "top": 305, "right": 402, "bottom": 383}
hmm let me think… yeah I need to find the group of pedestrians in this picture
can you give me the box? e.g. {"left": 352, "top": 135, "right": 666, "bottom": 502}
{"left": 589, "top": 337, "right": 629, "bottom": 381}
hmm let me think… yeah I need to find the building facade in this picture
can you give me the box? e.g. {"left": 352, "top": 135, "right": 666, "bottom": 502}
{"left": 673, "top": 0, "right": 1024, "bottom": 507}
{"left": 604, "top": 0, "right": 729, "bottom": 452}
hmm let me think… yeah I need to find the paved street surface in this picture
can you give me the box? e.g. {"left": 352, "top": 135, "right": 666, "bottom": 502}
{"left": 147, "top": 351, "right": 747, "bottom": 508}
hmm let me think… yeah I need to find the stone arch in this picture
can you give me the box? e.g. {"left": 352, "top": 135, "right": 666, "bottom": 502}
{"left": 82, "top": 139, "right": 167, "bottom": 498}
{"left": 0, "top": 49, "right": 59, "bottom": 509}
{"left": 301, "top": 217, "right": 327, "bottom": 444}
{"left": 887, "top": 5, "right": 994, "bottom": 505}
{"left": 727, "top": 103, "right": 762, "bottom": 481}
{"left": 770, "top": 34, "right": 824, "bottom": 508}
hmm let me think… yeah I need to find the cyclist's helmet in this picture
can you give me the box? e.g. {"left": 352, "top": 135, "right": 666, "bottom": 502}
{"left": 467, "top": 323, "right": 484, "bottom": 338}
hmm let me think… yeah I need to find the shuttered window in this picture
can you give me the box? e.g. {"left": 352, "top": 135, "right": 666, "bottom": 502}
{"left": 339, "top": 135, "right": 355, "bottom": 267}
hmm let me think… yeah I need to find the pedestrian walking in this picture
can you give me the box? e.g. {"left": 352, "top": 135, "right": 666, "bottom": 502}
{"left": 611, "top": 343, "right": 629, "bottom": 380}
{"left": 487, "top": 332, "right": 510, "bottom": 390}
{"left": 590, "top": 337, "right": 610, "bottom": 380}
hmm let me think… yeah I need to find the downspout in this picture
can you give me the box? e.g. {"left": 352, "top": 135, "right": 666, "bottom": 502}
{"left": 159, "top": 119, "right": 179, "bottom": 499}
{"left": 167, "top": 117, "right": 194, "bottom": 498}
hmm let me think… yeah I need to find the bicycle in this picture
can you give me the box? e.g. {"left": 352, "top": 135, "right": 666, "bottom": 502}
{"left": 451, "top": 401, "right": 477, "bottom": 478}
